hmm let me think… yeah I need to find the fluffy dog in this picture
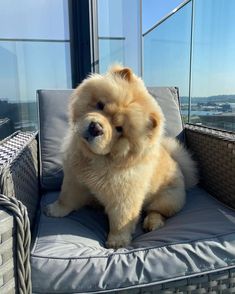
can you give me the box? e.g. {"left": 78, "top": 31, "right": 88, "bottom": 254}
{"left": 45, "top": 65, "right": 198, "bottom": 248}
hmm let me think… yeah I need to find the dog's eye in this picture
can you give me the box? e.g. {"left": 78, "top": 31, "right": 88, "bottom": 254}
{"left": 96, "top": 101, "right": 105, "bottom": 110}
{"left": 115, "top": 126, "right": 123, "bottom": 133}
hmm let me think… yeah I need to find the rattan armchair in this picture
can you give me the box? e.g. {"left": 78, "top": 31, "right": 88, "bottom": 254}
{"left": 0, "top": 90, "right": 235, "bottom": 293}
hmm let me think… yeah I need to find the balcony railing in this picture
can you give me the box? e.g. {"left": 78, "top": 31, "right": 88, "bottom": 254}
{"left": 142, "top": 0, "right": 235, "bottom": 132}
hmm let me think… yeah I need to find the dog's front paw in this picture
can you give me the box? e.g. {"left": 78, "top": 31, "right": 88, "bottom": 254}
{"left": 106, "top": 233, "right": 131, "bottom": 249}
{"left": 43, "top": 201, "right": 72, "bottom": 217}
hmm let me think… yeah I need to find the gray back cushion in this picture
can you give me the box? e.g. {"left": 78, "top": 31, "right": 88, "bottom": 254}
{"left": 37, "top": 90, "right": 73, "bottom": 190}
{"left": 148, "top": 87, "right": 183, "bottom": 138}
{"left": 37, "top": 87, "right": 183, "bottom": 191}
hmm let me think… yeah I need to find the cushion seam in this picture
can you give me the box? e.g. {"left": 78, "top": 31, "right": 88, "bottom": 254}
{"left": 31, "top": 230, "right": 235, "bottom": 260}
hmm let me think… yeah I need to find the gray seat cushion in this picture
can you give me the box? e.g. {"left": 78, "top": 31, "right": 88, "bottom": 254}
{"left": 37, "top": 87, "right": 183, "bottom": 191}
{"left": 31, "top": 187, "right": 235, "bottom": 293}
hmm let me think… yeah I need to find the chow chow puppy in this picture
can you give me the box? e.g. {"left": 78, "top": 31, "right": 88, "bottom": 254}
{"left": 44, "top": 65, "right": 198, "bottom": 248}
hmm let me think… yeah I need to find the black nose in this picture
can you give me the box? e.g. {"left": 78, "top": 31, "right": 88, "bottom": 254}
{"left": 88, "top": 122, "right": 103, "bottom": 137}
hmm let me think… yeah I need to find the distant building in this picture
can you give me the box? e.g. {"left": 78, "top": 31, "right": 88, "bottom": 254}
{"left": 228, "top": 103, "right": 235, "bottom": 112}
{"left": 0, "top": 118, "right": 13, "bottom": 140}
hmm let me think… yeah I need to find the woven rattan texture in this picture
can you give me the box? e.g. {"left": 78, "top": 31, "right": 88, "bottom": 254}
{"left": 0, "top": 209, "right": 15, "bottom": 294}
{"left": 185, "top": 124, "right": 235, "bottom": 209}
{"left": 0, "top": 194, "right": 31, "bottom": 294}
{"left": 112, "top": 268, "right": 235, "bottom": 293}
{"left": 0, "top": 132, "right": 40, "bottom": 228}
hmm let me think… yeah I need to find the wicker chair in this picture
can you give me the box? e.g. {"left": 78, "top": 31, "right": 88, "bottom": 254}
{"left": 0, "top": 88, "right": 235, "bottom": 294}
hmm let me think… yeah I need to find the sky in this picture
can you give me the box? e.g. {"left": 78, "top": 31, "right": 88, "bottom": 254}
{"left": 142, "top": 0, "right": 184, "bottom": 33}
{"left": 143, "top": 0, "right": 235, "bottom": 97}
{"left": 0, "top": 0, "right": 235, "bottom": 102}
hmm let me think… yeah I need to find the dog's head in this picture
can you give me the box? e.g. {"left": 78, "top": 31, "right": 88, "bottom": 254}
{"left": 69, "top": 65, "right": 165, "bottom": 163}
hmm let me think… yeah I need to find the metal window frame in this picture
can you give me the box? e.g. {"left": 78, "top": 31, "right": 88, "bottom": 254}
{"left": 89, "top": 0, "right": 99, "bottom": 73}
{"left": 68, "top": 0, "right": 94, "bottom": 87}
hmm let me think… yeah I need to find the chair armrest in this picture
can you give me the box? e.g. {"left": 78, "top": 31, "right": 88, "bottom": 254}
{"left": 0, "top": 194, "right": 31, "bottom": 294}
{"left": 0, "top": 131, "right": 40, "bottom": 228}
{"left": 185, "top": 124, "right": 235, "bottom": 208}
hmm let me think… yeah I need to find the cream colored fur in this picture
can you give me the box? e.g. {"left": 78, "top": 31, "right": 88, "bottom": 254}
{"left": 162, "top": 137, "right": 198, "bottom": 189}
{"left": 44, "top": 65, "right": 198, "bottom": 248}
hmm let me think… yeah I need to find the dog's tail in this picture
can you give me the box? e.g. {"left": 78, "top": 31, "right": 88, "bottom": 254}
{"left": 162, "top": 137, "right": 198, "bottom": 189}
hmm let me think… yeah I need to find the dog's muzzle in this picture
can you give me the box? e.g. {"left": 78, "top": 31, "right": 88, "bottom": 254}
{"left": 83, "top": 121, "right": 103, "bottom": 141}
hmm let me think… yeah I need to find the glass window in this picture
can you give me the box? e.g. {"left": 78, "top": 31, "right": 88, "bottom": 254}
{"left": 142, "top": 0, "right": 186, "bottom": 33}
{"left": 98, "top": 38, "right": 125, "bottom": 74}
{"left": 0, "top": 0, "right": 69, "bottom": 40}
{"left": 143, "top": 2, "right": 192, "bottom": 122}
{"left": 0, "top": 41, "right": 71, "bottom": 132}
{"left": 190, "top": 0, "right": 235, "bottom": 131}
{"left": 98, "top": 0, "right": 124, "bottom": 37}
{"left": 0, "top": 1, "right": 71, "bottom": 139}
{"left": 97, "top": 0, "right": 141, "bottom": 75}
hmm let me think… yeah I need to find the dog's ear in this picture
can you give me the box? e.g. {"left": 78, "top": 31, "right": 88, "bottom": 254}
{"left": 147, "top": 111, "right": 165, "bottom": 140}
{"left": 110, "top": 65, "right": 133, "bottom": 82}
{"left": 116, "top": 67, "right": 132, "bottom": 81}
{"left": 149, "top": 113, "right": 158, "bottom": 129}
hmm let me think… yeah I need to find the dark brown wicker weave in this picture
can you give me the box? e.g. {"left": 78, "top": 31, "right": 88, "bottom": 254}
{"left": 185, "top": 124, "right": 235, "bottom": 209}
{"left": 0, "top": 125, "right": 235, "bottom": 294}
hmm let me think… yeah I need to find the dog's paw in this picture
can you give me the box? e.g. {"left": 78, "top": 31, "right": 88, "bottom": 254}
{"left": 143, "top": 213, "right": 165, "bottom": 232}
{"left": 106, "top": 233, "right": 131, "bottom": 249}
{"left": 43, "top": 201, "right": 71, "bottom": 217}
